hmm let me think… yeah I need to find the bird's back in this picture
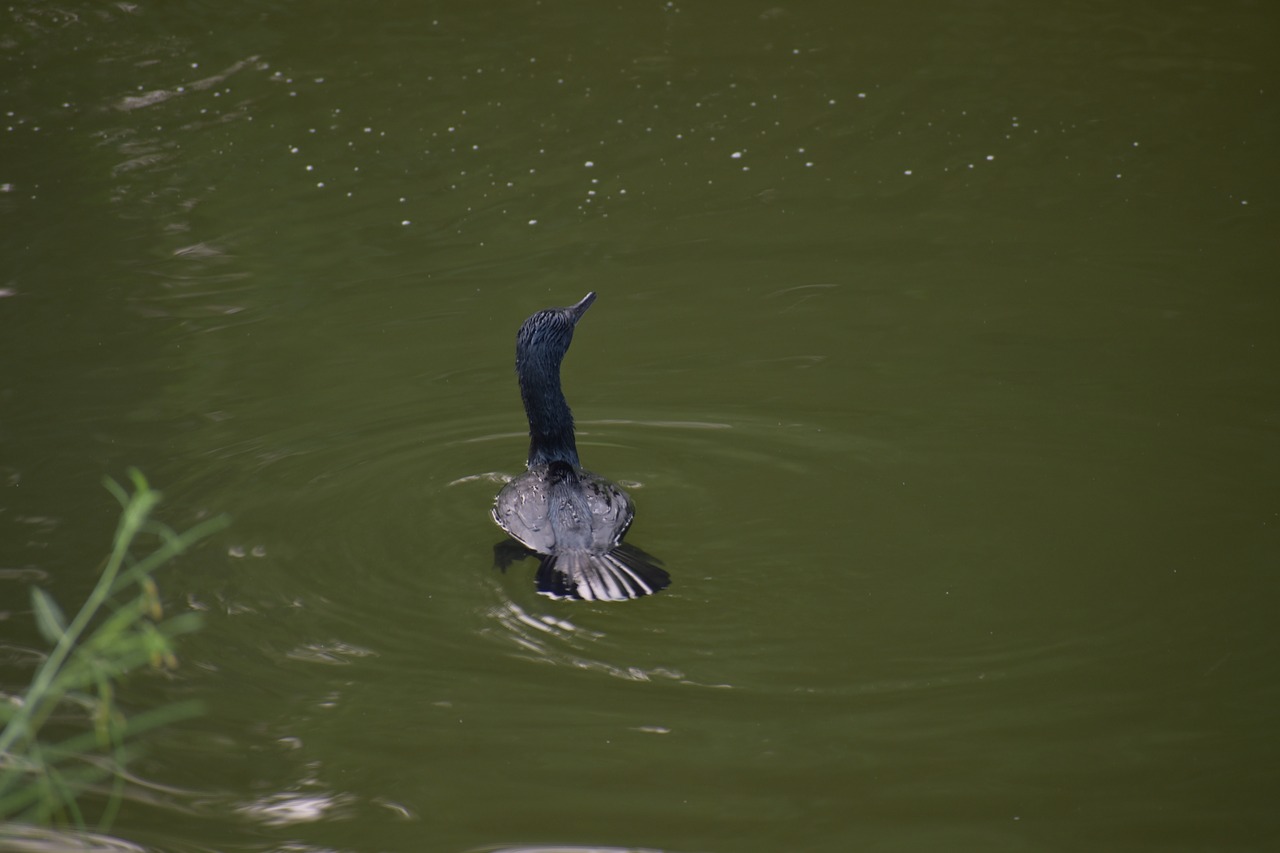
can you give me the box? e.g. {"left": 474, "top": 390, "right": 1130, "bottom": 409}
{"left": 492, "top": 462, "right": 634, "bottom": 556}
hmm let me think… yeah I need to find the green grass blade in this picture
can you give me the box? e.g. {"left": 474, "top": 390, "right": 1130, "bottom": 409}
{"left": 30, "top": 588, "right": 68, "bottom": 645}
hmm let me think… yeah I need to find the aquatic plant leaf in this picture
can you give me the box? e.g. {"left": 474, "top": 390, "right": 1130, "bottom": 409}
{"left": 30, "top": 588, "right": 67, "bottom": 645}
{"left": 0, "top": 470, "right": 227, "bottom": 825}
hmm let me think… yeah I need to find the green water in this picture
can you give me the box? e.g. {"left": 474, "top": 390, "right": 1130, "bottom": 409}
{"left": 3, "top": 2, "right": 1278, "bottom": 851}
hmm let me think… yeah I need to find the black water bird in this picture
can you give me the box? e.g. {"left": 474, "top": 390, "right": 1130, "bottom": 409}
{"left": 491, "top": 292, "right": 670, "bottom": 601}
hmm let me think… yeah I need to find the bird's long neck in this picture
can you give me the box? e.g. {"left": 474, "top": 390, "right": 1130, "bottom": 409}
{"left": 518, "top": 352, "right": 581, "bottom": 468}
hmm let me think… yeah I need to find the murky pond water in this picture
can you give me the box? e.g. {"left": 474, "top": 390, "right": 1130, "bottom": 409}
{"left": 3, "top": 2, "right": 1277, "bottom": 851}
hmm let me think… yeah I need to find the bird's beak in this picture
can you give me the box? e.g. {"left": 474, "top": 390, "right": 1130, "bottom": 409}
{"left": 570, "top": 291, "right": 597, "bottom": 322}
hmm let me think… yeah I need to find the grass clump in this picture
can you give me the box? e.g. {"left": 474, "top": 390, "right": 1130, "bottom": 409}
{"left": 0, "top": 469, "right": 228, "bottom": 827}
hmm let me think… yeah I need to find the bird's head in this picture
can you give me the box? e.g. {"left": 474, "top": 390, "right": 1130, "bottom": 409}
{"left": 516, "top": 291, "right": 596, "bottom": 369}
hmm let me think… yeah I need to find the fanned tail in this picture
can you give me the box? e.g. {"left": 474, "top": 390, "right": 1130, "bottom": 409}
{"left": 535, "top": 543, "right": 671, "bottom": 602}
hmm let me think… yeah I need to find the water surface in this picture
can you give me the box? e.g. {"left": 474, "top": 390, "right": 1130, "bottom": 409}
{"left": 2, "top": 2, "right": 1277, "bottom": 851}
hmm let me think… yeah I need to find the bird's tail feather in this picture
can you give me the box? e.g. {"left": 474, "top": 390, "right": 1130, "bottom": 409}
{"left": 536, "top": 544, "right": 670, "bottom": 602}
